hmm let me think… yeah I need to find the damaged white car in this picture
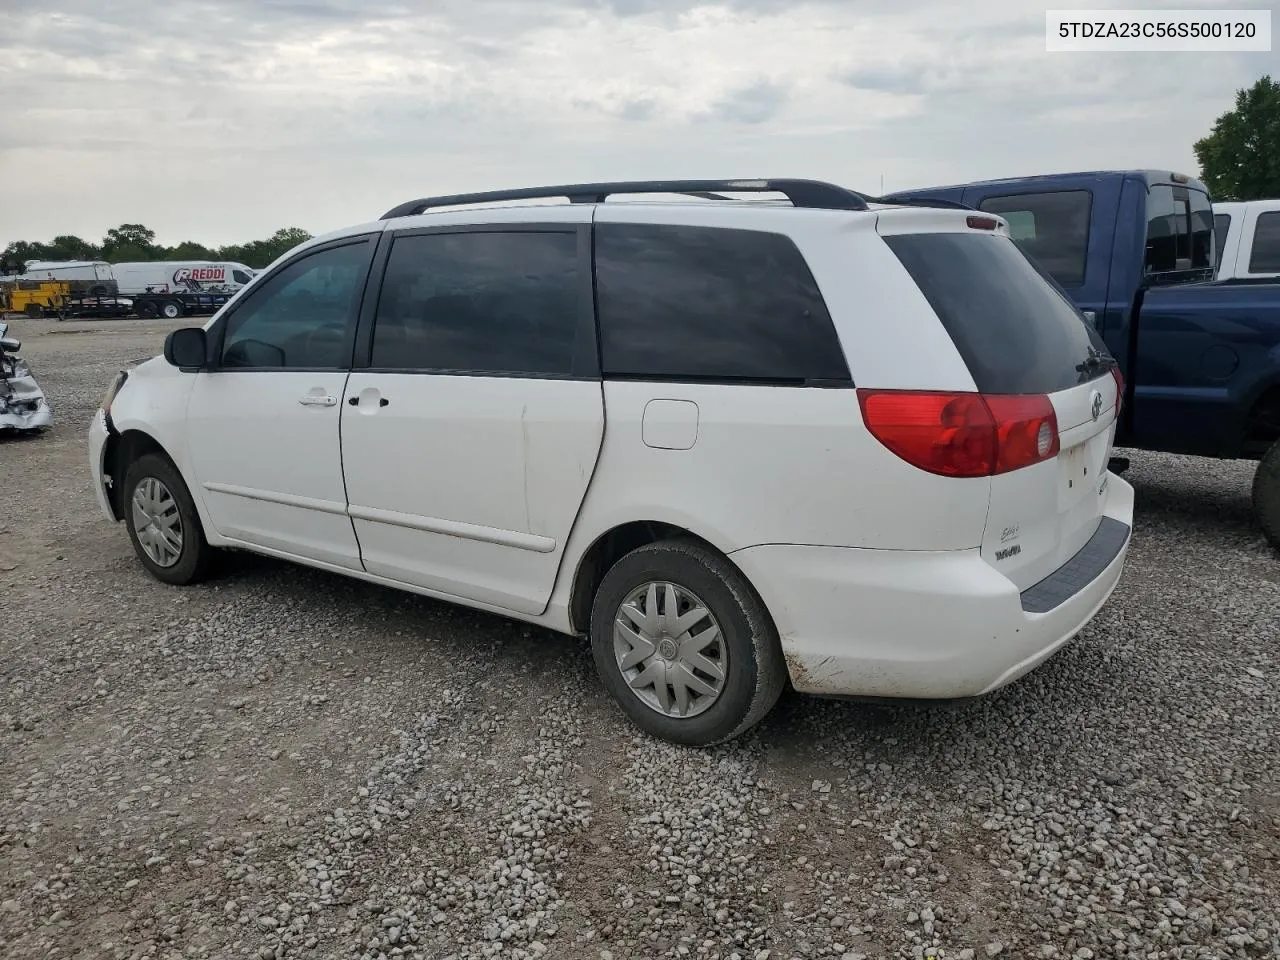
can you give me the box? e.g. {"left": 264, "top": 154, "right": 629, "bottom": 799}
{"left": 0, "top": 321, "right": 53, "bottom": 433}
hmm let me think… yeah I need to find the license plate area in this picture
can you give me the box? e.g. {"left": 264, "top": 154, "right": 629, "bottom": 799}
{"left": 1058, "top": 432, "right": 1108, "bottom": 510}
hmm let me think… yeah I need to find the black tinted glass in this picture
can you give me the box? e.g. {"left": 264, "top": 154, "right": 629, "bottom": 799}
{"left": 220, "top": 241, "right": 368, "bottom": 369}
{"left": 595, "top": 223, "right": 848, "bottom": 383}
{"left": 372, "top": 231, "right": 582, "bottom": 376}
{"left": 978, "top": 191, "right": 1092, "bottom": 287}
{"left": 1189, "top": 189, "right": 1213, "bottom": 270}
{"left": 1248, "top": 212, "right": 1280, "bottom": 273}
{"left": 1146, "top": 185, "right": 1213, "bottom": 275}
{"left": 1214, "top": 214, "right": 1231, "bottom": 273}
{"left": 884, "top": 232, "right": 1112, "bottom": 395}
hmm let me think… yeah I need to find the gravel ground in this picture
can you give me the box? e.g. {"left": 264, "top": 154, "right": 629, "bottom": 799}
{"left": 1, "top": 315, "right": 1277, "bottom": 960}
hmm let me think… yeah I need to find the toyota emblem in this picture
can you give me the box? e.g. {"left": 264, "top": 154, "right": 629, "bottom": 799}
{"left": 1090, "top": 390, "right": 1103, "bottom": 421}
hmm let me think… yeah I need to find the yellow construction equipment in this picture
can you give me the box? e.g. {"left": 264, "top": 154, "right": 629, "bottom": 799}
{"left": 0, "top": 279, "right": 69, "bottom": 318}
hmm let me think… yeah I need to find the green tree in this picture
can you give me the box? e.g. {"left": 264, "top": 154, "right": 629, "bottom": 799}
{"left": 2, "top": 240, "right": 51, "bottom": 273}
{"left": 166, "top": 241, "right": 216, "bottom": 261}
{"left": 102, "top": 223, "right": 159, "bottom": 261}
{"left": 47, "top": 235, "right": 102, "bottom": 260}
{"left": 1194, "top": 75, "right": 1280, "bottom": 201}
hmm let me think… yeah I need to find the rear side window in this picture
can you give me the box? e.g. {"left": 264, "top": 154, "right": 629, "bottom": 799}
{"left": 1145, "top": 184, "right": 1213, "bottom": 276}
{"left": 1214, "top": 213, "right": 1232, "bottom": 248}
{"left": 594, "top": 223, "right": 849, "bottom": 383}
{"left": 884, "top": 232, "right": 1112, "bottom": 396}
{"left": 371, "top": 231, "right": 584, "bottom": 376}
{"left": 1248, "top": 212, "right": 1280, "bottom": 273}
{"left": 977, "top": 191, "right": 1092, "bottom": 287}
{"left": 1214, "top": 213, "right": 1231, "bottom": 274}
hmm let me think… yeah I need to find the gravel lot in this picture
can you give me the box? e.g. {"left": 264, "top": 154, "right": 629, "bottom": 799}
{"left": 1, "top": 315, "right": 1278, "bottom": 960}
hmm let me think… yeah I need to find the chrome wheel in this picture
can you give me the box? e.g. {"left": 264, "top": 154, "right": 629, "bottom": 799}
{"left": 131, "top": 476, "right": 183, "bottom": 568}
{"left": 613, "top": 581, "right": 727, "bottom": 718}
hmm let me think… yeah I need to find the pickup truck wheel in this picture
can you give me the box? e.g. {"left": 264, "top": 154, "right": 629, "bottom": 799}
{"left": 160, "top": 300, "right": 183, "bottom": 319}
{"left": 589, "top": 539, "right": 786, "bottom": 747}
{"left": 1252, "top": 441, "right": 1280, "bottom": 552}
{"left": 123, "top": 453, "right": 215, "bottom": 585}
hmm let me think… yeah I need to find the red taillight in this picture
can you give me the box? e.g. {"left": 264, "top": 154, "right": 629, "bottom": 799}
{"left": 1110, "top": 365, "right": 1124, "bottom": 416}
{"left": 966, "top": 215, "right": 1000, "bottom": 230}
{"left": 857, "top": 389, "right": 1060, "bottom": 478}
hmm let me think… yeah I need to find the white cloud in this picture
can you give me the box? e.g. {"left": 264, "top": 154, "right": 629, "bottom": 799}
{"left": 1, "top": 0, "right": 1275, "bottom": 247}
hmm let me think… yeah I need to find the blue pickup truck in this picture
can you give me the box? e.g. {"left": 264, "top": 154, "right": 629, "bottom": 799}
{"left": 886, "top": 170, "right": 1280, "bottom": 550}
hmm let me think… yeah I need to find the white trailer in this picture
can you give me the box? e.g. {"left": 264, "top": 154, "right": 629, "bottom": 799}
{"left": 21, "top": 260, "right": 116, "bottom": 295}
{"left": 111, "top": 261, "right": 256, "bottom": 295}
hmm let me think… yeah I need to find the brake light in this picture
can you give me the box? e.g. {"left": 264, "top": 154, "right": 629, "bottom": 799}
{"left": 857, "top": 389, "right": 1060, "bottom": 478}
{"left": 1109, "top": 365, "right": 1124, "bottom": 416}
{"left": 966, "top": 216, "right": 1000, "bottom": 231}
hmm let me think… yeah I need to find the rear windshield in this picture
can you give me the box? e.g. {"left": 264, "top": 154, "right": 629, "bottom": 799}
{"left": 883, "top": 232, "right": 1113, "bottom": 395}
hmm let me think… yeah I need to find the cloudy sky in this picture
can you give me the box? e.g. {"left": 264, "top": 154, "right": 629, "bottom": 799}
{"left": 1, "top": 0, "right": 1275, "bottom": 248}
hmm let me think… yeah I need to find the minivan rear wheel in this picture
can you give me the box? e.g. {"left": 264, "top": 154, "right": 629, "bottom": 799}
{"left": 589, "top": 539, "right": 786, "bottom": 746}
{"left": 1253, "top": 440, "right": 1280, "bottom": 552}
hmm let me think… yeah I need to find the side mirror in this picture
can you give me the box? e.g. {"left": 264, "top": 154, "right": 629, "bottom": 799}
{"left": 164, "top": 327, "right": 207, "bottom": 370}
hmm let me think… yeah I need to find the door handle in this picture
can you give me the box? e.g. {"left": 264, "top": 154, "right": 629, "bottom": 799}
{"left": 299, "top": 394, "right": 337, "bottom": 407}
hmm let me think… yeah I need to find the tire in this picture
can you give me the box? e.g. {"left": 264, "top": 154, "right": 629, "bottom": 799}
{"left": 88, "top": 285, "right": 108, "bottom": 297}
{"left": 160, "top": 300, "right": 183, "bottom": 319}
{"left": 24, "top": 304, "right": 42, "bottom": 318}
{"left": 1253, "top": 440, "right": 1280, "bottom": 552}
{"left": 137, "top": 300, "right": 159, "bottom": 319}
{"left": 589, "top": 538, "right": 786, "bottom": 746}
{"left": 122, "top": 453, "right": 214, "bottom": 585}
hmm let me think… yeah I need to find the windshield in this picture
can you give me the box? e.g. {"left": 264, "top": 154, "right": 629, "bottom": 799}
{"left": 1145, "top": 184, "right": 1214, "bottom": 282}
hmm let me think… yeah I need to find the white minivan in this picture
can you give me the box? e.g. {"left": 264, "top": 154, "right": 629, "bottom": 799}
{"left": 89, "top": 179, "right": 1134, "bottom": 745}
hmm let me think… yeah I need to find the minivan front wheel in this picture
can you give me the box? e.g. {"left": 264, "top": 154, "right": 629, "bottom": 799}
{"left": 123, "top": 453, "right": 214, "bottom": 585}
{"left": 589, "top": 539, "right": 786, "bottom": 746}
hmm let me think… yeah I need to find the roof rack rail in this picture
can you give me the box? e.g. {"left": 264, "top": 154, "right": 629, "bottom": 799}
{"left": 873, "top": 195, "right": 975, "bottom": 211}
{"left": 380, "top": 179, "right": 870, "bottom": 219}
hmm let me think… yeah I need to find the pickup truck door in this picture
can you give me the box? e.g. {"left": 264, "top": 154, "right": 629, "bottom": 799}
{"left": 339, "top": 215, "right": 604, "bottom": 616}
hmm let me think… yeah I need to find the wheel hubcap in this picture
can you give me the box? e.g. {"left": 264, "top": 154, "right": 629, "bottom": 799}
{"left": 131, "top": 476, "right": 183, "bottom": 568}
{"left": 613, "top": 581, "right": 727, "bottom": 719}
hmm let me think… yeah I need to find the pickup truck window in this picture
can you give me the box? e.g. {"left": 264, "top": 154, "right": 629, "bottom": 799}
{"left": 1213, "top": 214, "right": 1231, "bottom": 275}
{"left": 884, "top": 232, "right": 1112, "bottom": 396}
{"left": 977, "top": 191, "right": 1091, "bottom": 287}
{"left": 1145, "top": 184, "right": 1213, "bottom": 278}
{"left": 1247, "top": 212, "right": 1280, "bottom": 274}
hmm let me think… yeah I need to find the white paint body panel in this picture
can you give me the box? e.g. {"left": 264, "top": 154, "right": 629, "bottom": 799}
{"left": 339, "top": 372, "right": 604, "bottom": 614}
{"left": 185, "top": 371, "right": 362, "bottom": 570}
{"left": 1214, "top": 199, "right": 1280, "bottom": 280}
{"left": 980, "top": 373, "right": 1120, "bottom": 591}
{"left": 88, "top": 197, "right": 1136, "bottom": 705}
{"left": 734, "top": 472, "right": 1133, "bottom": 698}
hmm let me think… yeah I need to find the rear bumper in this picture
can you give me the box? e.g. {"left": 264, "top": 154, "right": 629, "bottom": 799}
{"left": 730, "top": 472, "right": 1135, "bottom": 700}
{"left": 88, "top": 409, "right": 116, "bottom": 521}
